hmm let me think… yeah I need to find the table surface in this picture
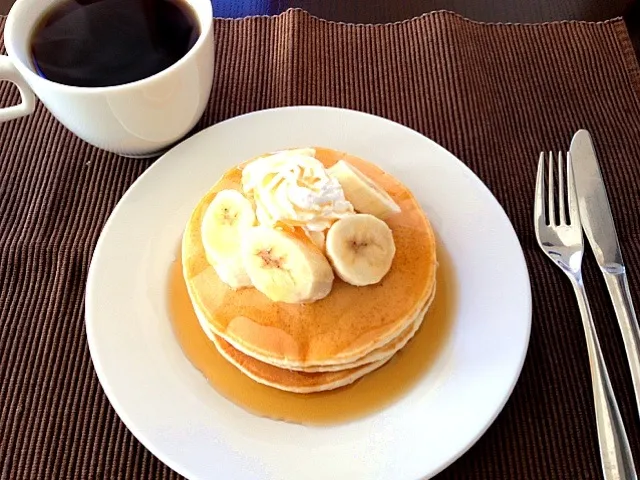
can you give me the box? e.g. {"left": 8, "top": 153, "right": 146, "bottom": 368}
{"left": 1, "top": 3, "right": 640, "bottom": 480}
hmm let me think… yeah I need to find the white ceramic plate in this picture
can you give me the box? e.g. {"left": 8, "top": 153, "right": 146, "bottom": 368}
{"left": 86, "top": 106, "right": 531, "bottom": 480}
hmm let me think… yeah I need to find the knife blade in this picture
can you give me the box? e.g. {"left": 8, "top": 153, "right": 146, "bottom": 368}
{"left": 570, "top": 129, "right": 640, "bottom": 419}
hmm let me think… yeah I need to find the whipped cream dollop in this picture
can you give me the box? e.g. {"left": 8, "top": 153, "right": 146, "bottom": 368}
{"left": 241, "top": 148, "right": 354, "bottom": 232}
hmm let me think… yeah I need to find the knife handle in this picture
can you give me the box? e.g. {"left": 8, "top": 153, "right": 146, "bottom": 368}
{"left": 572, "top": 276, "right": 637, "bottom": 480}
{"left": 603, "top": 270, "right": 640, "bottom": 417}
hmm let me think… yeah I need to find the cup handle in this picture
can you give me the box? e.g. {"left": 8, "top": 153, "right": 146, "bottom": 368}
{"left": 0, "top": 55, "right": 36, "bottom": 122}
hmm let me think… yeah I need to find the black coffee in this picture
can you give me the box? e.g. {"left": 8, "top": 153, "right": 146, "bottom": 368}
{"left": 30, "top": 0, "right": 200, "bottom": 87}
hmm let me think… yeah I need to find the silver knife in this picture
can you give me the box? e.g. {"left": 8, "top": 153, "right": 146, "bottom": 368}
{"left": 570, "top": 129, "right": 640, "bottom": 418}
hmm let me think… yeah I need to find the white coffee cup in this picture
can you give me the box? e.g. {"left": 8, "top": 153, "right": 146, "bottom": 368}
{"left": 0, "top": 0, "right": 214, "bottom": 158}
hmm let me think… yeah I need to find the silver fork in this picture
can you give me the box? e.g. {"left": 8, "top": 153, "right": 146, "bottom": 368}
{"left": 534, "top": 152, "right": 637, "bottom": 480}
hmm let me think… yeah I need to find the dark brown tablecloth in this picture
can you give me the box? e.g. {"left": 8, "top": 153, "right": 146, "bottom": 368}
{"left": 2, "top": 9, "right": 640, "bottom": 479}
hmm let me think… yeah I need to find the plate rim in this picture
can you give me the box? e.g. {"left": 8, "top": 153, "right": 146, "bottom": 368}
{"left": 85, "top": 105, "right": 532, "bottom": 480}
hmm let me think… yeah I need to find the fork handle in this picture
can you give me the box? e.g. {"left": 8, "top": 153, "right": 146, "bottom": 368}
{"left": 572, "top": 276, "right": 637, "bottom": 480}
{"left": 602, "top": 270, "right": 640, "bottom": 419}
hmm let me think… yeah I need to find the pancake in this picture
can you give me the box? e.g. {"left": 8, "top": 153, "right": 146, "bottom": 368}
{"left": 212, "top": 333, "right": 390, "bottom": 393}
{"left": 196, "top": 276, "right": 435, "bottom": 373}
{"left": 211, "top": 304, "right": 430, "bottom": 393}
{"left": 182, "top": 147, "right": 437, "bottom": 369}
{"left": 287, "top": 284, "right": 435, "bottom": 372}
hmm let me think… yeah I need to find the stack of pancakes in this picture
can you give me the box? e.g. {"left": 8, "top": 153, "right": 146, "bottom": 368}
{"left": 182, "top": 148, "right": 437, "bottom": 393}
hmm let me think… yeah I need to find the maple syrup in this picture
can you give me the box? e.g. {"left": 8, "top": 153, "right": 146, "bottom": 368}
{"left": 168, "top": 243, "right": 456, "bottom": 425}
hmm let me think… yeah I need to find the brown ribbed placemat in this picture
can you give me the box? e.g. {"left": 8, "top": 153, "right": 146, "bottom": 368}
{"left": 2, "top": 8, "right": 640, "bottom": 479}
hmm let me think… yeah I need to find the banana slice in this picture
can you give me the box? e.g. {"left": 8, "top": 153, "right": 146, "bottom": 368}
{"left": 242, "top": 226, "right": 334, "bottom": 303}
{"left": 201, "top": 189, "right": 256, "bottom": 289}
{"left": 328, "top": 160, "right": 401, "bottom": 219}
{"left": 325, "top": 214, "right": 396, "bottom": 286}
{"left": 304, "top": 229, "right": 326, "bottom": 252}
{"left": 214, "top": 260, "right": 252, "bottom": 290}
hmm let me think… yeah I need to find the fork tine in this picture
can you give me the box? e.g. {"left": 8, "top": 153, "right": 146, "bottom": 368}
{"left": 567, "top": 151, "right": 581, "bottom": 227}
{"left": 547, "top": 151, "right": 556, "bottom": 225}
{"left": 534, "top": 152, "right": 546, "bottom": 230}
{"left": 558, "top": 152, "right": 566, "bottom": 225}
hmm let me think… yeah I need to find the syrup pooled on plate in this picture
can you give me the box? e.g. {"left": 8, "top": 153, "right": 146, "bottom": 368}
{"left": 168, "top": 244, "right": 456, "bottom": 425}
